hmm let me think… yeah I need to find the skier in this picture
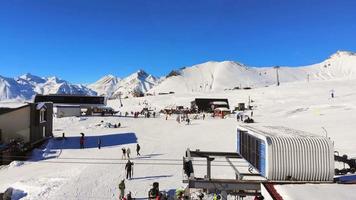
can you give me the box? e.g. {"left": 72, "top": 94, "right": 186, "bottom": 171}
{"left": 98, "top": 137, "right": 102, "bottom": 149}
{"left": 202, "top": 113, "right": 205, "bottom": 120}
{"left": 136, "top": 144, "right": 141, "bottom": 156}
{"left": 251, "top": 111, "right": 254, "bottom": 117}
{"left": 119, "top": 179, "right": 126, "bottom": 199}
{"left": 118, "top": 122, "right": 121, "bottom": 128}
{"left": 127, "top": 147, "right": 131, "bottom": 159}
{"left": 122, "top": 147, "right": 127, "bottom": 159}
{"left": 125, "top": 160, "right": 134, "bottom": 179}
{"left": 186, "top": 118, "right": 190, "bottom": 125}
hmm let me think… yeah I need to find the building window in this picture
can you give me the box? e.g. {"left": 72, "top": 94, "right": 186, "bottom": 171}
{"left": 43, "top": 126, "right": 46, "bottom": 138}
{"left": 40, "top": 108, "right": 47, "bottom": 123}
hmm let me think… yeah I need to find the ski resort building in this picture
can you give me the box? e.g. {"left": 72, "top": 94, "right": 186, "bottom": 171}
{"left": 236, "top": 125, "right": 334, "bottom": 182}
{"left": 34, "top": 94, "right": 107, "bottom": 117}
{"left": 191, "top": 98, "right": 229, "bottom": 112}
{"left": 0, "top": 102, "right": 53, "bottom": 146}
{"left": 54, "top": 105, "right": 81, "bottom": 118}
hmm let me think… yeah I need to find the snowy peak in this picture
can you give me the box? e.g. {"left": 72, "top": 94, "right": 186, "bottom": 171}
{"left": 329, "top": 50, "right": 356, "bottom": 59}
{"left": 0, "top": 75, "right": 35, "bottom": 100}
{"left": 87, "top": 75, "right": 121, "bottom": 97}
{"left": 18, "top": 73, "right": 46, "bottom": 84}
{"left": 0, "top": 74, "right": 97, "bottom": 100}
{"left": 150, "top": 50, "right": 356, "bottom": 94}
{"left": 88, "top": 70, "right": 159, "bottom": 98}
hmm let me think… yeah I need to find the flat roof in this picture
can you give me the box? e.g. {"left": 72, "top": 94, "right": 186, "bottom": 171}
{"left": 0, "top": 102, "right": 29, "bottom": 115}
{"left": 0, "top": 102, "right": 28, "bottom": 109}
{"left": 238, "top": 124, "right": 320, "bottom": 138}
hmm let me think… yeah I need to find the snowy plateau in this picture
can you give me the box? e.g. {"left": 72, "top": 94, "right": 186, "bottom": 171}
{"left": 1, "top": 51, "right": 356, "bottom": 199}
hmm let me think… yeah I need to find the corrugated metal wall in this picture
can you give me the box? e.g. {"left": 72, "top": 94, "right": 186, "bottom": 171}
{"left": 269, "top": 136, "right": 334, "bottom": 181}
{"left": 237, "top": 128, "right": 334, "bottom": 182}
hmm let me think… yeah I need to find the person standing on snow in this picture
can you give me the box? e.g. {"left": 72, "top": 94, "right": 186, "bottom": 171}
{"left": 98, "top": 137, "right": 102, "bottom": 149}
{"left": 119, "top": 179, "right": 125, "bottom": 199}
{"left": 202, "top": 113, "right": 205, "bottom": 120}
{"left": 125, "top": 160, "right": 134, "bottom": 179}
{"left": 80, "top": 133, "right": 85, "bottom": 149}
{"left": 127, "top": 147, "right": 131, "bottom": 159}
{"left": 136, "top": 144, "right": 141, "bottom": 156}
{"left": 330, "top": 89, "right": 335, "bottom": 98}
{"left": 122, "top": 147, "right": 127, "bottom": 159}
{"left": 186, "top": 118, "right": 190, "bottom": 125}
{"left": 127, "top": 191, "right": 133, "bottom": 200}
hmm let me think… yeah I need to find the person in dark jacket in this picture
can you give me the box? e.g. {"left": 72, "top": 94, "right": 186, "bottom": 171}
{"left": 125, "top": 160, "right": 134, "bottom": 179}
{"left": 136, "top": 144, "right": 141, "bottom": 156}
{"left": 119, "top": 179, "right": 125, "bottom": 199}
{"left": 98, "top": 137, "right": 102, "bottom": 149}
{"left": 127, "top": 191, "right": 133, "bottom": 200}
{"left": 80, "top": 133, "right": 85, "bottom": 149}
{"left": 122, "top": 148, "right": 127, "bottom": 159}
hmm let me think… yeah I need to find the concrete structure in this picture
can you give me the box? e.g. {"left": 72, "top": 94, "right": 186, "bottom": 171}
{"left": 236, "top": 125, "right": 334, "bottom": 182}
{"left": 0, "top": 102, "right": 53, "bottom": 146}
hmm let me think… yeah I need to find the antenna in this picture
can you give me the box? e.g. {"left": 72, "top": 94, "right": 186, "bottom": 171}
{"left": 118, "top": 92, "right": 123, "bottom": 107}
{"left": 274, "top": 66, "right": 280, "bottom": 86}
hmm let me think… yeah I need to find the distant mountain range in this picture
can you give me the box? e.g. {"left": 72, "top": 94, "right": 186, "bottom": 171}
{"left": 1, "top": 51, "right": 356, "bottom": 101}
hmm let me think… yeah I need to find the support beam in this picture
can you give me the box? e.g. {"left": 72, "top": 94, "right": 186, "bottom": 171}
{"left": 188, "top": 179, "right": 261, "bottom": 191}
{"left": 206, "top": 157, "right": 214, "bottom": 180}
{"left": 226, "top": 157, "right": 242, "bottom": 180}
{"left": 189, "top": 150, "right": 242, "bottom": 158}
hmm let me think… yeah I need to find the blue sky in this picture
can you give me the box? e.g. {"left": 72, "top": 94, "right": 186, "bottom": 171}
{"left": 1, "top": 0, "right": 356, "bottom": 83}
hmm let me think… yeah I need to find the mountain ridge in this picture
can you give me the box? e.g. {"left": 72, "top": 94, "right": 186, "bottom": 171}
{"left": 1, "top": 50, "right": 356, "bottom": 100}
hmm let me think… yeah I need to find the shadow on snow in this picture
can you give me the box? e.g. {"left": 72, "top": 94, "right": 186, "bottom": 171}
{"left": 52, "top": 132, "right": 138, "bottom": 149}
{"left": 130, "top": 175, "right": 173, "bottom": 181}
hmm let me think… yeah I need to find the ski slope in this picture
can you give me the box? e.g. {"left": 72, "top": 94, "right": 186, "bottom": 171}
{"left": 1, "top": 78, "right": 356, "bottom": 199}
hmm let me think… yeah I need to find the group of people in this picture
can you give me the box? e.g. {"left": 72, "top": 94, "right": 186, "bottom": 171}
{"left": 236, "top": 111, "right": 254, "bottom": 123}
{"left": 175, "top": 114, "right": 192, "bottom": 125}
{"left": 121, "top": 144, "right": 141, "bottom": 159}
{"left": 118, "top": 180, "right": 133, "bottom": 200}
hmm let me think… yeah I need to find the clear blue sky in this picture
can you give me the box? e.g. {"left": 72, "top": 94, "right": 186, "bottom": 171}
{"left": 1, "top": 0, "right": 356, "bottom": 83}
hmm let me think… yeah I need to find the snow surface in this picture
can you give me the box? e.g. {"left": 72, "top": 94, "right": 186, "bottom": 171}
{"left": 1, "top": 77, "right": 356, "bottom": 199}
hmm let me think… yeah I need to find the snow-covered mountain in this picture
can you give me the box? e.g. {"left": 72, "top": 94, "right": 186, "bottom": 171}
{"left": 0, "top": 75, "right": 35, "bottom": 101}
{"left": 0, "top": 73, "right": 97, "bottom": 101}
{"left": 89, "top": 70, "right": 159, "bottom": 98}
{"left": 87, "top": 75, "right": 121, "bottom": 98}
{"left": 2, "top": 51, "right": 356, "bottom": 100}
{"left": 149, "top": 51, "right": 356, "bottom": 94}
